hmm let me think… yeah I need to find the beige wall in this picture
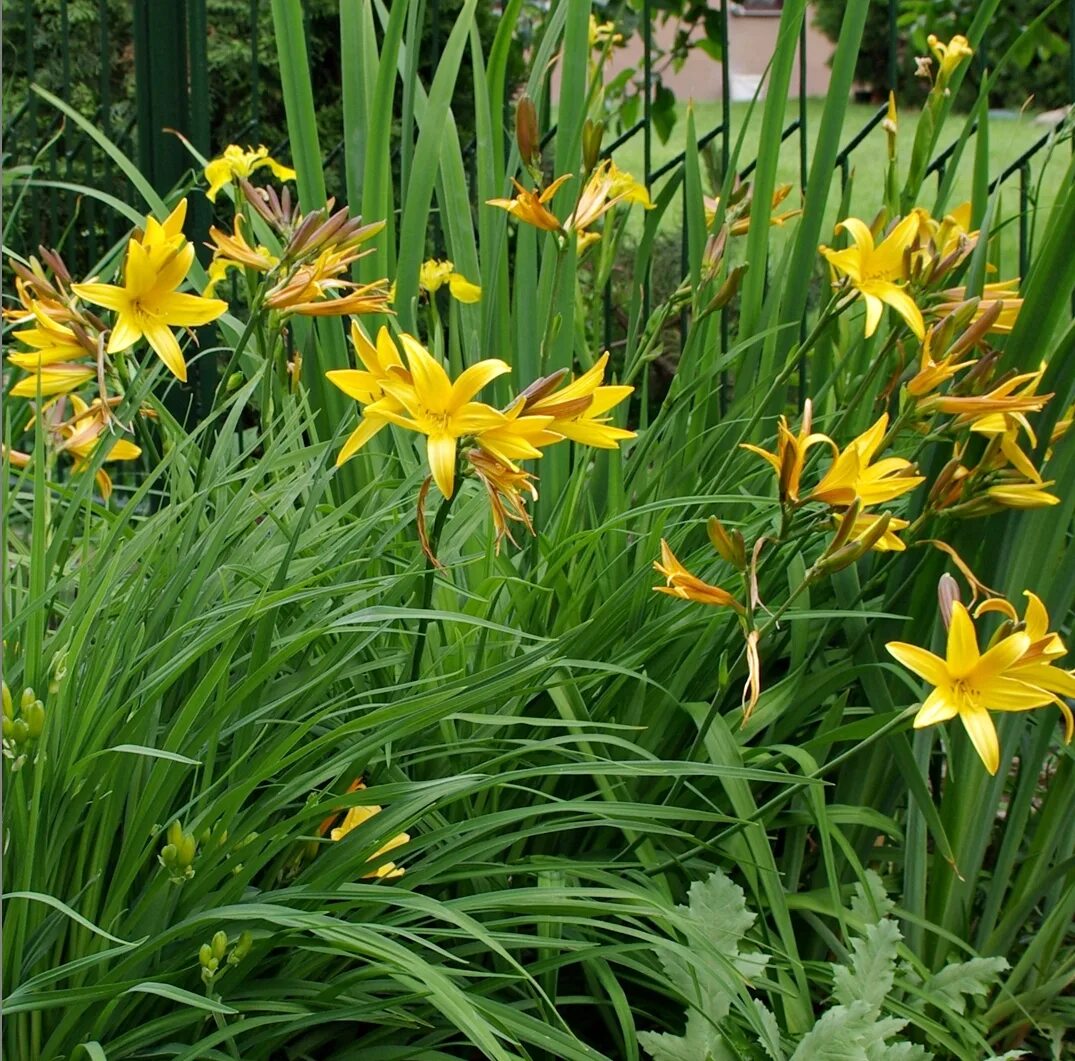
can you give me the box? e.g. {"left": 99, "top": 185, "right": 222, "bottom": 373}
{"left": 554, "top": 7, "right": 834, "bottom": 102}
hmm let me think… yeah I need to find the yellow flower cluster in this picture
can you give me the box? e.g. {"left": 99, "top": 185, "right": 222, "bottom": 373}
{"left": 820, "top": 199, "right": 994, "bottom": 341}
{"left": 488, "top": 159, "right": 652, "bottom": 252}
{"left": 206, "top": 180, "right": 390, "bottom": 317}
{"left": 741, "top": 404, "right": 921, "bottom": 552}
{"left": 327, "top": 325, "right": 633, "bottom": 548}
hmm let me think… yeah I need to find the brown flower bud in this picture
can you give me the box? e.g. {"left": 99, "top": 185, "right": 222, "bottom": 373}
{"left": 516, "top": 96, "right": 541, "bottom": 170}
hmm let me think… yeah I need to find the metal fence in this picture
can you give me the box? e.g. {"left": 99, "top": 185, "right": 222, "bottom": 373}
{"left": 3, "top": 2, "right": 1074, "bottom": 323}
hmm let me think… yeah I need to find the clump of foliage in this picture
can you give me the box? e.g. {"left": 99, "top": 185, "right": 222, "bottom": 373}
{"left": 4, "top": 2, "right": 1075, "bottom": 1059}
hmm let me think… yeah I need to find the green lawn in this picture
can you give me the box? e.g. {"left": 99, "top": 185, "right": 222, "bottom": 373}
{"left": 608, "top": 99, "right": 1070, "bottom": 276}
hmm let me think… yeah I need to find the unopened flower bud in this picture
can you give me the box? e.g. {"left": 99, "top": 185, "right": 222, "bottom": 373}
{"left": 177, "top": 832, "right": 198, "bottom": 867}
{"left": 20, "top": 688, "right": 36, "bottom": 711}
{"left": 229, "top": 930, "right": 253, "bottom": 965}
{"left": 707, "top": 516, "right": 746, "bottom": 569}
{"left": 2, "top": 682, "right": 13, "bottom": 720}
{"left": 226, "top": 372, "right": 245, "bottom": 392}
{"left": 24, "top": 700, "right": 45, "bottom": 739}
{"left": 516, "top": 96, "right": 541, "bottom": 172}
{"left": 701, "top": 263, "right": 749, "bottom": 317}
{"left": 167, "top": 820, "right": 184, "bottom": 849}
{"left": 813, "top": 543, "right": 864, "bottom": 576}
{"left": 827, "top": 498, "right": 864, "bottom": 555}
{"left": 582, "top": 119, "right": 604, "bottom": 174}
{"left": 199, "top": 943, "right": 214, "bottom": 968}
{"left": 11, "top": 718, "right": 29, "bottom": 745}
{"left": 937, "top": 573, "right": 961, "bottom": 629}
{"left": 212, "top": 931, "right": 228, "bottom": 961}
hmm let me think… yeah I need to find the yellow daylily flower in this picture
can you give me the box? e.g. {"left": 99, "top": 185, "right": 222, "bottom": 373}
{"left": 57, "top": 394, "right": 142, "bottom": 501}
{"left": 821, "top": 215, "right": 925, "bottom": 339}
{"left": 919, "top": 368, "right": 1051, "bottom": 423}
{"left": 205, "top": 216, "right": 280, "bottom": 295}
{"left": 705, "top": 183, "right": 800, "bottom": 235}
{"left": 327, "top": 324, "right": 411, "bottom": 467}
{"left": 589, "top": 14, "right": 623, "bottom": 49}
{"left": 928, "top": 34, "right": 974, "bottom": 86}
{"left": 416, "top": 259, "right": 482, "bottom": 303}
{"left": 73, "top": 210, "right": 227, "bottom": 382}
{"left": 606, "top": 161, "right": 653, "bottom": 210}
{"left": 810, "top": 414, "right": 924, "bottom": 507}
{"left": 374, "top": 335, "right": 509, "bottom": 498}
{"left": 654, "top": 540, "right": 743, "bottom": 612}
{"left": 204, "top": 144, "right": 296, "bottom": 203}
{"left": 906, "top": 328, "right": 976, "bottom": 397}
{"left": 740, "top": 399, "right": 833, "bottom": 504}
{"left": 568, "top": 161, "right": 630, "bottom": 236}
{"left": 522, "top": 352, "right": 634, "bottom": 449}
{"left": 138, "top": 199, "right": 190, "bottom": 271}
{"left": 325, "top": 781, "right": 410, "bottom": 880}
{"left": 487, "top": 174, "right": 572, "bottom": 232}
{"left": 887, "top": 602, "right": 1051, "bottom": 774}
